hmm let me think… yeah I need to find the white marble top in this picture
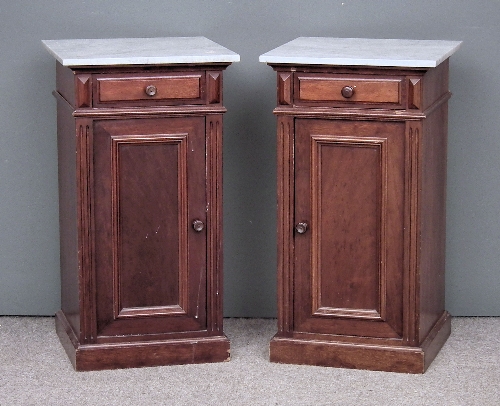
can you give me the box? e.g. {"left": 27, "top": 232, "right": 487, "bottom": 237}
{"left": 259, "top": 37, "right": 462, "bottom": 68}
{"left": 42, "top": 37, "right": 240, "bottom": 66}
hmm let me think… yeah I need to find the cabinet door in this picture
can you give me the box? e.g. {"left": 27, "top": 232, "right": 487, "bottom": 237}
{"left": 294, "top": 119, "right": 405, "bottom": 339}
{"left": 92, "top": 117, "right": 207, "bottom": 340}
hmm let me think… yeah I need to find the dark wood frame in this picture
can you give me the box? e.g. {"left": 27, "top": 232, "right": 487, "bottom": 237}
{"left": 53, "top": 61, "right": 231, "bottom": 371}
{"left": 268, "top": 62, "right": 452, "bottom": 373}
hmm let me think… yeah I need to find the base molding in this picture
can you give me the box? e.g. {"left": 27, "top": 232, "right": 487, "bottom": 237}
{"left": 270, "top": 312, "right": 451, "bottom": 374}
{"left": 55, "top": 311, "right": 230, "bottom": 371}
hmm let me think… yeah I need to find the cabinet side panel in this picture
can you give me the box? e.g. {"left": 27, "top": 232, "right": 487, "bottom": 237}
{"left": 56, "top": 62, "right": 76, "bottom": 107}
{"left": 419, "top": 102, "right": 448, "bottom": 341}
{"left": 421, "top": 60, "right": 449, "bottom": 111}
{"left": 56, "top": 98, "right": 80, "bottom": 335}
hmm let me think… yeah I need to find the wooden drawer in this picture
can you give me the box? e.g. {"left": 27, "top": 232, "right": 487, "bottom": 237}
{"left": 95, "top": 73, "right": 204, "bottom": 106}
{"left": 295, "top": 74, "right": 403, "bottom": 108}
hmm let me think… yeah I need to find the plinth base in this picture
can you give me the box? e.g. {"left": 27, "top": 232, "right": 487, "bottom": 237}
{"left": 270, "top": 312, "right": 451, "bottom": 374}
{"left": 55, "top": 311, "right": 230, "bottom": 371}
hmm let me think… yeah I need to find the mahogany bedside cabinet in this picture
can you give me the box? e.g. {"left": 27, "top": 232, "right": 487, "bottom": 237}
{"left": 42, "top": 37, "right": 239, "bottom": 371}
{"left": 260, "top": 37, "right": 461, "bottom": 373}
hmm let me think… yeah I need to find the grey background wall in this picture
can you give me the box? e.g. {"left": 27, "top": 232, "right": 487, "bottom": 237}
{"left": 1, "top": 1, "right": 499, "bottom": 317}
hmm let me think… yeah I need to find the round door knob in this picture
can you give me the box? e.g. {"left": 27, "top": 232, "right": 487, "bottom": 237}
{"left": 192, "top": 220, "right": 204, "bottom": 232}
{"left": 145, "top": 85, "right": 157, "bottom": 96}
{"left": 295, "top": 222, "right": 308, "bottom": 234}
{"left": 341, "top": 85, "right": 355, "bottom": 98}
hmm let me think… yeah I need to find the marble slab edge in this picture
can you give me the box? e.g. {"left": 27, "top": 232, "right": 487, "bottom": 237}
{"left": 259, "top": 37, "right": 462, "bottom": 68}
{"left": 42, "top": 37, "right": 240, "bottom": 67}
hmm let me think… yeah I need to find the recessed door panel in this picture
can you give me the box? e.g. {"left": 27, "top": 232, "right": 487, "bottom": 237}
{"left": 294, "top": 119, "right": 405, "bottom": 338}
{"left": 113, "top": 136, "right": 187, "bottom": 317}
{"left": 312, "top": 138, "right": 382, "bottom": 317}
{"left": 93, "top": 117, "right": 207, "bottom": 338}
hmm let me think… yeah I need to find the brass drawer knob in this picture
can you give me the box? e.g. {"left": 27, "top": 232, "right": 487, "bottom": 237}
{"left": 295, "top": 222, "right": 308, "bottom": 234}
{"left": 192, "top": 219, "right": 204, "bottom": 232}
{"left": 145, "top": 85, "right": 157, "bottom": 96}
{"left": 341, "top": 85, "right": 355, "bottom": 98}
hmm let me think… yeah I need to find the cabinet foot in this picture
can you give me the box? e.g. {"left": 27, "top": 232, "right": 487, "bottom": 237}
{"left": 270, "top": 312, "right": 451, "bottom": 374}
{"left": 55, "top": 311, "right": 230, "bottom": 371}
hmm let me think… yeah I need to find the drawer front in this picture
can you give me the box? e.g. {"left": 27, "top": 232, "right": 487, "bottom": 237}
{"left": 296, "top": 74, "right": 403, "bottom": 107}
{"left": 95, "top": 73, "right": 203, "bottom": 106}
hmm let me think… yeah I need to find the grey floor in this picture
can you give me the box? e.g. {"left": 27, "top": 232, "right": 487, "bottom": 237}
{"left": 1, "top": 317, "right": 499, "bottom": 405}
